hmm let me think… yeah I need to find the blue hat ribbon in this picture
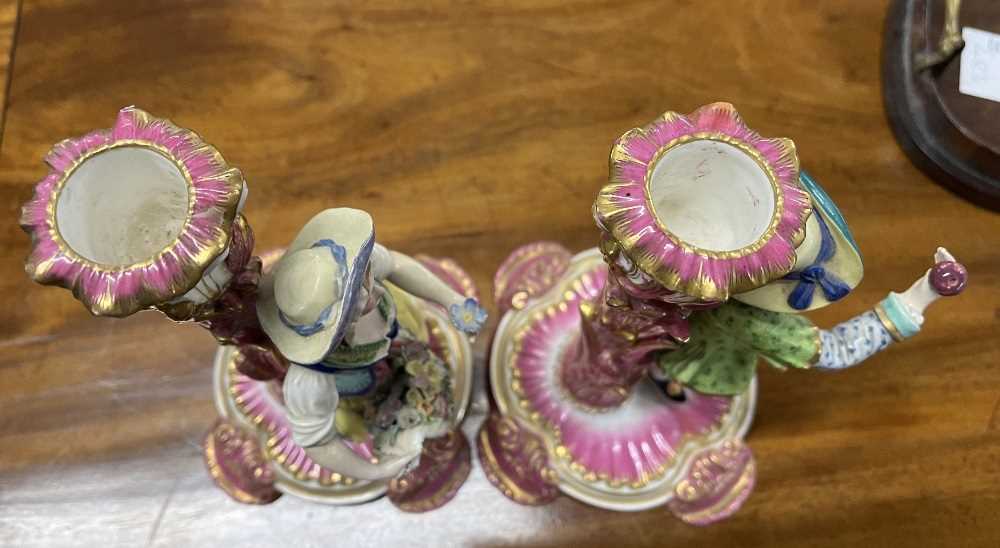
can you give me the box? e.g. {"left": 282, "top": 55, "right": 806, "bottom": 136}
{"left": 782, "top": 212, "right": 852, "bottom": 310}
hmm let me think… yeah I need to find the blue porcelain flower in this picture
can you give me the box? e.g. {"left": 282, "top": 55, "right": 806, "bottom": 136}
{"left": 449, "top": 297, "right": 488, "bottom": 334}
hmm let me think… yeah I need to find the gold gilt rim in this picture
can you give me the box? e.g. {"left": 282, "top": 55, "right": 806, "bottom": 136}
{"left": 47, "top": 140, "right": 198, "bottom": 272}
{"left": 874, "top": 304, "right": 906, "bottom": 342}
{"left": 642, "top": 132, "right": 784, "bottom": 260}
{"left": 597, "top": 128, "right": 809, "bottom": 301}
{"left": 27, "top": 108, "right": 247, "bottom": 317}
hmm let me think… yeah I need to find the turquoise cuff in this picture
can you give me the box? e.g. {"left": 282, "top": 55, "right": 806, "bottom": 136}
{"left": 876, "top": 292, "right": 921, "bottom": 340}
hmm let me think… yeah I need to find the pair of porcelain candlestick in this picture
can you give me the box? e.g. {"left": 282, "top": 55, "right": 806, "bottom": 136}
{"left": 21, "top": 104, "right": 967, "bottom": 523}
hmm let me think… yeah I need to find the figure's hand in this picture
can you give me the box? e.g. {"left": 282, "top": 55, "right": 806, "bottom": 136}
{"left": 449, "top": 297, "right": 488, "bottom": 335}
{"left": 934, "top": 247, "right": 956, "bottom": 264}
{"left": 899, "top": 247, "right": 968, "bottom": 318}
{"left": 930, "top": 247, "right": 967, "bottom": 297}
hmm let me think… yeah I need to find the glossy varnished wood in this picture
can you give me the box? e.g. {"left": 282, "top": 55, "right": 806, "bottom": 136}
{"left": 0, "top": 1, "right": 998, "bottom": 546}
{"left": 0, "top": 0, "right": 19, "bottom": 146}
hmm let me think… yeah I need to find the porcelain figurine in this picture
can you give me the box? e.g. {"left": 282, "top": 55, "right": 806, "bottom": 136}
{"left": 21, "top": 107, "right": 487, "bottom": 511}
{"left": 478, "top": 102, "right": 968, "bottom": 523}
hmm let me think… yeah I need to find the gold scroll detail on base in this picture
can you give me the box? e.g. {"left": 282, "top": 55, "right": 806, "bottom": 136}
{"left": 387, "top": 430, "right": 472, "bottom": 512}
{"left": 477, "top": 411, "right": 560, "bottom": 506}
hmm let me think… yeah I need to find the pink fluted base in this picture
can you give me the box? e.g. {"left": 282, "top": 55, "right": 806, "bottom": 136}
{"left": 482, "top": 243, "right": 756, "bottom": 522}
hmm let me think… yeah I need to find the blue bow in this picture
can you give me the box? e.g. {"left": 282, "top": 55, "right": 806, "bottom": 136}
{"left": 782, "top": 213, "right": 851, "bottom": 310}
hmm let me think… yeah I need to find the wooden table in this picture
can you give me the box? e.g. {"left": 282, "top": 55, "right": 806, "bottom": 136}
{"left": 1, "top": 1, "right": 998, "bottom": 546}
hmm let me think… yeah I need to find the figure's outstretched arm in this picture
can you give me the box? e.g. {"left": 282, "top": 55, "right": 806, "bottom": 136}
{"left": 384, "top": 250, "right": 465, "bottom": 309}
{"left": 378, "top": 247, "right": 488, "bottom": 334}
{"left": 816, "top": 247, "right": 966, "bottom": 371}
{"left": 816, "top": 311, "right": 894, "bottom": 370}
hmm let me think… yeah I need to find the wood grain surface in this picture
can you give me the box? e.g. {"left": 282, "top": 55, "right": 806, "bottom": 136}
{"left": 0, "top": 0, "right": 19, "bottom": 148}
{"left": 1, "top": 1, "right": 998, "bottom": 546}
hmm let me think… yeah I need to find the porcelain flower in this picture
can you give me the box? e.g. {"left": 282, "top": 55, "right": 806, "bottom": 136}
{"left": 594, "top": 103, "right": 812, "bottom": 301}
{"left": 449, "top": 297, "right": 488, "bottom": 334}
{"left": 406, "top": 358, "right": 445, "bottom": 389}
{"left": 20, "top": 107, "right": 245, "bottom": 316}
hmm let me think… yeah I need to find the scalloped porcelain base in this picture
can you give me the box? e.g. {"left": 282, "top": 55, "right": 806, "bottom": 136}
{"left": 208, "top": 259, "right": 475, "bottom": 508}
{"left": 485, "top": 246, "right": 757, "bottom": 515}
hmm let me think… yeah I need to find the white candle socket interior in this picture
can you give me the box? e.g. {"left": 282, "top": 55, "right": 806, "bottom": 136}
{"left": 55, "top": 146, "right": 189, "bottom": 266}
{"left": 648, "top": 140, "right": 776, "bottom": 252}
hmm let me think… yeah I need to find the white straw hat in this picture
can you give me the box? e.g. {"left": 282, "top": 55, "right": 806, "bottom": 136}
{"left": 257, "top": 208, "right": 375, "bottom": 364}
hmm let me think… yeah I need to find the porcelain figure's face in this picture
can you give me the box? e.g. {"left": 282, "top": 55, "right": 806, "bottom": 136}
{"left": 350, "top": 265, "right": 380, "bottom": 322}
{"left": 362, "top": 266, "right": 380, "bottom": 314}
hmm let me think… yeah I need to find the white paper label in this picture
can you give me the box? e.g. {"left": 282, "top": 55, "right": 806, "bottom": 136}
{"left": 959, "top": 27, "right": 1000, "bottom": 103}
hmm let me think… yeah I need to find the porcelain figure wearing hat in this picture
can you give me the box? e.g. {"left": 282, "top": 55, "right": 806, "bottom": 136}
{"left": 258, "top": 208, "right": 487, "bottom": 481}
{"left": 22, "top": 107, "right": 486, "bottom": 511}
{"left": 479, "top": 103, "right": 968, "bottom": 522}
